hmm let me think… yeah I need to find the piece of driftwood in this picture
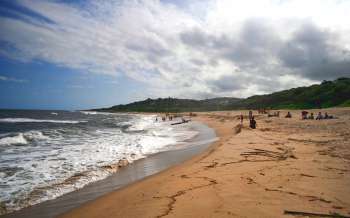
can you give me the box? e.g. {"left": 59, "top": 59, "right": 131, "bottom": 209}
{"left": 171, "top": 120, "right": 190, "bottom": 125}
{"left": 284, "top": 210, "right": 350, "bottom": 218}
{"left": 240, "top": 147, "right": 296, "bottom": 160}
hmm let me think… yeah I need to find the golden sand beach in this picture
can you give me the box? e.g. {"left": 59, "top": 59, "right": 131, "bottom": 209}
{"left": 61, "top": 108, "right": 350, "bottom": 218}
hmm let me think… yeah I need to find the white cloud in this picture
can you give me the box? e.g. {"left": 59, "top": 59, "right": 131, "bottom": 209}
{"left": 0, "top": 0, "right": 349, "bottom": 99}
{"left": 0, "top": 76, "right": 28, "bottom": 83}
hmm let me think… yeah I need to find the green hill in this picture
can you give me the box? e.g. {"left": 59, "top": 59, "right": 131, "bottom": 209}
{"left": 237, "top": 77, "right": 350, "bottom": 109}
{"left": 97, "top": 97, "right": 242, "bottom": 112}
{"left": 96, "top": 77, "right": 350, "bottom": 112}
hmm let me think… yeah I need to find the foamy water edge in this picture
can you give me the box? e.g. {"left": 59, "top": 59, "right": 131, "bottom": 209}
{"left": 0, "top": 113, "right": 199, "bottom": 215}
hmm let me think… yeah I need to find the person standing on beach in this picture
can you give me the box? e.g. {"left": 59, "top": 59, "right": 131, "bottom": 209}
{"left": 240, "top": 114, "right": 244, "bottom": 123}
{"left": 249, "top": 110, "right": 253, "bottom": 120}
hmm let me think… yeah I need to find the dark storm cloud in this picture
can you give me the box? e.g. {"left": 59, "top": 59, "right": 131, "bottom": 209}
{"left": 222, "top": 19, "right": 281, "bottom": 66}
{"left": 280, "top": 23, "right": 330, "bottom": 68}
{"left": 207, "top": 72, "right": 282, "bottom": 95}
{"left": 180, "top": 19, "right": 350, "bottom": 83}
{"left": 180, "top": 27, "right": 228, "bottom": 50}
{"left": 180, "top": 19, "right": 281, "bottom": 65}
{"left": 279, "top": 22, "right": 350, "bottom": 80}
{"left": 306, "top": 61, "right": 350, "bottom": 80}
{"left": 208, "top": 74, "right": 244, "bottom": 92}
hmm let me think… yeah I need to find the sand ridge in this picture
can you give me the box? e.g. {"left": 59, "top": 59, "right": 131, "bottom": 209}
{"left": 61, "top": 108, "right": 350, "bottom": 218}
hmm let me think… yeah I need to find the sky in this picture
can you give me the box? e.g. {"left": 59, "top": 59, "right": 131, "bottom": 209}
{"left": 0, "top": 0, "right": 350, "bottom": 110}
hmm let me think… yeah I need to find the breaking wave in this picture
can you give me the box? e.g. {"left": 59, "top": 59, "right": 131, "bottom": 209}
{"left": 0, "top": 131, "right": 49, "bottom": 146}
{"left": 0, "top": 118, "right": 86, "bottom": 124}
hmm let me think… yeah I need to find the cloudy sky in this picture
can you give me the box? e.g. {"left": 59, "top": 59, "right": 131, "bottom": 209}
{"left": 0, "top": 0, "right": 349, "bottom": 109}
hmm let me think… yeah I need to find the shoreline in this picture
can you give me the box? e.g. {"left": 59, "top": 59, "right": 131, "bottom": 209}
{"left": 61, "top": 108, "right": 350, "bottom": 218}
{"left": 2, "top": 121, "right": 216, "bottom": 218}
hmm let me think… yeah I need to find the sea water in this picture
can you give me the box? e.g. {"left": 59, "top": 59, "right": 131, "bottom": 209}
{"left": 0, "top": 110, "right": 198, "bottom": 214}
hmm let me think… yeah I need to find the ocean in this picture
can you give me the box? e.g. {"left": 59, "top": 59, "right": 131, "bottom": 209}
{"left": 0, "top": 110, "right": 199, "bottom": 215}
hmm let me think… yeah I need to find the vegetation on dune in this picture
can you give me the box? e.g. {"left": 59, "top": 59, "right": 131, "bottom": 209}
{"left": 96, "top": 78, "right": 350, "bottom": 112}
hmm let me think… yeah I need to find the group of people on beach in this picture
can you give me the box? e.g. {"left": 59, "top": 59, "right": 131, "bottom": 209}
{"left": 155, "top": 113, "right": 192, "bottom": 126}
{"left": 263, "top": 110, "right": 334, "bottom": 120}
{"left": 301, "top": 111, "right": 334, "bottom": 120}
{"left": 155, "top": 114, "right": 174, "bottom": 122}
{"left": 242, "top": 109, "right": 335, "bottom": 130}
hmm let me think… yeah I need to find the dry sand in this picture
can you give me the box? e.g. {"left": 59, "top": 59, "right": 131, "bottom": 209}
{"left": 61, "top": 108, "right": 350, "bottom": 218}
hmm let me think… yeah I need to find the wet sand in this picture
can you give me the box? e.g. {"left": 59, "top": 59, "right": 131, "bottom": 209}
{"left": 61, "top": 108, "right": 350, "bottom": 218}
{"left": 2, "top": 122, "right": 216, "bottom": 218}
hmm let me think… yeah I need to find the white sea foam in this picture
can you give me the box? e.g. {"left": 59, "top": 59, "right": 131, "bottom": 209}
{"left": 0, "top": 131, "right": 50, "bottom": 146}
{"left": 126, "top": 115, "right": 156, "bottom": 131}
{"left": 0, "top": 114, "right": 200, "bottom": 214}
{"left": 80, "top": 111, "right": 119, "bottom": 116}
{"left": 0, "top": 118, "right": 86, "bottom": 124}
{"left": 23, "top": 130, "right": 50, "bottom": 141}
{"left": 80, "top": 111, "right": 97, "bottom": 115}
{"left": 0, "top": 133, "right": 28, "bottom": 145}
